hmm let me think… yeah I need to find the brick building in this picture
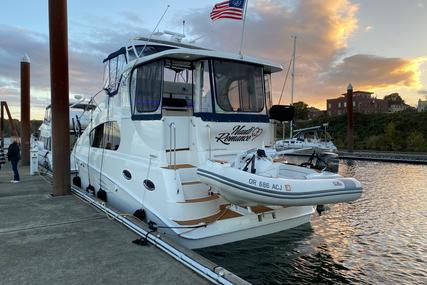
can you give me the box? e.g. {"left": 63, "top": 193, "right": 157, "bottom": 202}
{"left": 326, "top": 91, "right": 388, "bottom": 116}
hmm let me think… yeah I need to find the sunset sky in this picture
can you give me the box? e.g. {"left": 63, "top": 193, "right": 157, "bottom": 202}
{"left": 1, "top": 0, "right": 426, "bottom": 119}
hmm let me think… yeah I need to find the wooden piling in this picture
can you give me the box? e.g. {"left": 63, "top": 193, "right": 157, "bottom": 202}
{"left": 49, "top": 0, "right": 70, "bottom": 195}
{"left": 20, "top": 55, "right": 31, "bottom": 165}
{"left": 346, "top": 84, "right": 354, "bottom": 152}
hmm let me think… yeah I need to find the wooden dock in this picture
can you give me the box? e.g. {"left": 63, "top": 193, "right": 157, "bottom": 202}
{"left": 338, "top": 151, "right": 427, "bottom": 164}
{"left": 0, "top": 164, "right": 245, "bottom": 285}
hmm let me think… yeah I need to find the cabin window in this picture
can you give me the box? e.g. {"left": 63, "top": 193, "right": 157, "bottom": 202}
{"left": 213, "top": 60, "right": 265, "bottom": 113}
{"left": 194, "top": 61, "right": 212, "bottom": 113}
{"left": 163, "top": 60, "right": 193, "bottom": 110}
{"left": 90, "top": 121, "right": 120, "bottom": 150}
{"left": 103, "top": 62, "right": 109, "bottom": 89}
{"left": 264, "top": 73, "right": 272, "bottom": 111}
{"left": 90, "top": 124, "right": 104, "bottom": 148}
{"left": 109, "top": 57, "right": 118, "bottom": 91}
{"left": 117, "top": 54, "right": 126, "bottom": 75}
{"left": 131, "top": 61, "right": 163, "bottom": 113}
{"left": 103, "top": 122, "right": 121, "bottom": 150}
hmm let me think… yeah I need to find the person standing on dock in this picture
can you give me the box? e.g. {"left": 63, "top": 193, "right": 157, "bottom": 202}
{"left": 7, "top": 137, "right": 21, "bottom": 183}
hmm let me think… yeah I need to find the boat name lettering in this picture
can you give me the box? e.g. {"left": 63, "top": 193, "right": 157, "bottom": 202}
{"left": 215, "top": 125, "right": 263, "bottom": 145}
{"left": 333, "top": 181, "right": 342, "bottom": 186}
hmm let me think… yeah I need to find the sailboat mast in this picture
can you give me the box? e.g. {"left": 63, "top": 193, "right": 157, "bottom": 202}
{"left": 290, "top": 35, "right": 297, "bottom": 138}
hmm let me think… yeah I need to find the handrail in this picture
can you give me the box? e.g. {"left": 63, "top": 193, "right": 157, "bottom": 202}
{"left": 207, "top": 124, "right": 212, "bottom": 160}
{"left": 169, "top": 122, "right": 177, "bottom": 169}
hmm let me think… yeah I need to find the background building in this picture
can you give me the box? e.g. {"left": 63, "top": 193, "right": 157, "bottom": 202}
{"left": 384, "top": 93, "right": 413, "bottom": 112}
{"left": 326, "top": 91, "right": 388, "bottom": 116}
{"left": 418, "top": 99, "right": 427, "bottom": 112}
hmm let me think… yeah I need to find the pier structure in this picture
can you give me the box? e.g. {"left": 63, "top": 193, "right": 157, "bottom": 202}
{"left": 20, "top": 55, "right": 31, "bottom": 165}
{"left": 0, "top": 164, "right": 247, "bottom": 284}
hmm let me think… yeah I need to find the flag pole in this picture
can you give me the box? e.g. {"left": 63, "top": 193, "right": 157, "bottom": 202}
{"left": 239, "top": 0, "right": 249, "bottom": 58}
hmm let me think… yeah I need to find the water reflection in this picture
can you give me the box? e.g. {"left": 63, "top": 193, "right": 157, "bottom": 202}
{"left": 197, "top": 161, "right": 427, "bottom": 284}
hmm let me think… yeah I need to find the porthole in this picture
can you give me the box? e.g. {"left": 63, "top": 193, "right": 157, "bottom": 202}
{"left": 143, "top": 179, "right": 155, "bottom": 191}
{"left": 123, "top": 170, "right": 132, "bottom": 180}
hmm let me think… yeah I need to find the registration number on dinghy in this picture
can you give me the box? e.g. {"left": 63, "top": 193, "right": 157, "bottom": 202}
{"left": 248, "top": 178, "right": 291, "bottom": 191}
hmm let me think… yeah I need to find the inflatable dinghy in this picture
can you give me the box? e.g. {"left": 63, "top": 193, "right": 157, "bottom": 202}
{"left": 197, "top": 149, "right": 362, "bottom": 207}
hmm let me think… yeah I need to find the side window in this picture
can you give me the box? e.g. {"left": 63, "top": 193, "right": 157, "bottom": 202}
{"left": 103, "top": 122, "right": 120, "bottom": 151}
{"left": 89, "top": 122, "right": 120, "bottom": 151}
{"left": 264, "top": 73, "right": 272, "bottom": 110}
{"left": 130, "top": 61, "right": 163, "bottom": 114}
{"left": 194, "top": 60, "right": 212, "bottom": 113}
{"left": 103, "top": 61, "right": 109, "bottom": 89}
{"left": 90, "top": 124, "right": 104, "bottom": 148}
{"left": 109, "top": 57, "right": 118, "bottom": 91}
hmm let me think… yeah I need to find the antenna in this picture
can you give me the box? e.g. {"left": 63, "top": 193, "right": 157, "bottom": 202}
{"left": 139, "top": 4, "right": 170, "bottom": 57}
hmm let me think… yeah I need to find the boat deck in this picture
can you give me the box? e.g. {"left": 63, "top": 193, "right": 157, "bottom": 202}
{"left": 0, "top": 164, "right": 212, "bottom": 284}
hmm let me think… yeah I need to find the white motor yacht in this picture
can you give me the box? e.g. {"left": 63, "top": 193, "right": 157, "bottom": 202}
{"left": 275, "top": 125, "right": 338, "bottom": 153}
{"left": 37, "top": 100, "right": 94, "bottom": 171}
{"left": 72, "top": 36, "right": 362, "bottom": 249}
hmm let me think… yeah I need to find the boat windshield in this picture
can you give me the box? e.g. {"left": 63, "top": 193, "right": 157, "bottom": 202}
{"left": 213, "top": 60, "right": 265, "bottom": 113}
{"left": 130, "top": 58, "right": 269, "bottom": 119}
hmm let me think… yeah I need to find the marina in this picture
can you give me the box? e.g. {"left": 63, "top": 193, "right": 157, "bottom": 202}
{"left": 1, "top": 0, "right": 427, "bottom": 284}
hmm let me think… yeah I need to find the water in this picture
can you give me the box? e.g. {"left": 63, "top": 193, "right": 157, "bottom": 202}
{"left": 197, "top": 161, "right": 427, "bottom": 284}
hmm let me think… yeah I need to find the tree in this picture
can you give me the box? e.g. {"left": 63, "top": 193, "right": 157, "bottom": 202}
{"left": 293, "top": 101, "right": 309, "bottom": 120}
{"left": 383, "top": 122, "right": 400, "bottom": 150}
{"left": 407, "top": 131, "right": 426, "bottom": 152}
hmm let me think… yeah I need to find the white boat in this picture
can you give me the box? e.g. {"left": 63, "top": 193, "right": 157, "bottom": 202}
{"left": 198, "top": 150, "right": 361, "bottom": 207}
{"left": 275, "top": 125, "right": 338, "bottom": 153}
{"left": 71, "top": 34, "right": 362, "bottom": 249}
{"left": 37, "top": 100, "right": 94, "bottom": 171}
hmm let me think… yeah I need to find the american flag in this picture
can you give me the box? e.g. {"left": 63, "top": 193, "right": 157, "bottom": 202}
{"left": 210, "top": 0, "right": 246, "bottom": 21}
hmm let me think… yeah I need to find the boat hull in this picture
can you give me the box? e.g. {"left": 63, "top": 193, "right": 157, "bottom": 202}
{"left": 198, "top": 162, "right": 362, "bottom": 207}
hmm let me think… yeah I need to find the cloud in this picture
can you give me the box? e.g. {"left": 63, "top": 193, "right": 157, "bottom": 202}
{"left": 0, "top": 21, "right": 150, "bottom": 119}
{"left": 185, "top": 0, "right": 361, "bottom": 107}
{"left": 365, "top": 25, "right": 373, "bottom": 31}
{"left": 185, "top": 0, "right": 425, "bottom": 108}
{"left": 322, "top": 54, "right": 424, "bottom": 90}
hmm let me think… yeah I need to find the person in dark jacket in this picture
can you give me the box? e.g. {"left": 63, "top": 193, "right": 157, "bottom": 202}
{"left": 7, "top": 137, "right": 21, "bottom": 183}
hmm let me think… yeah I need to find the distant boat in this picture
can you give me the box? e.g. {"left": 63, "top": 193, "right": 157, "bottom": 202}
{"left": 275, "top": 125, "right": 337, "bottom": 153}
{"left": 36, "top": 101, "right": 95, "bottom": 171}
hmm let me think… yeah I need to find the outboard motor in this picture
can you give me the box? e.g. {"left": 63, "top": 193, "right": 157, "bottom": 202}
{"left": 314, "top": 152, "right": 339, "bottom": 173}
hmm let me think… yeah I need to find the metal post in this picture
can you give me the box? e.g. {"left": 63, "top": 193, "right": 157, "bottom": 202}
{"left": 49, "top": 0, "right": 70, "bottom": 195}
{"left": 346, "top": 84, "right": 354, "bottom": 152}
{"left": 20, "top": 55, "right": 31, "bottom": 165}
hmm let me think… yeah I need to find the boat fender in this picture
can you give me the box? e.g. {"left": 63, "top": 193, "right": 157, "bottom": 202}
{"left": 133, "top": 209, "right": 146, "bottom": 221}
{"left": 72, "top": 176, "right": 81, "bottom": 188}
{"left": 97, "top": 189, "right": 107, "bottom": 202}
{"left": 86, "top": 184, "right": 95, "bottom": 194}
{"left": 316, "top": 205, "right": 326, "bottom": 216}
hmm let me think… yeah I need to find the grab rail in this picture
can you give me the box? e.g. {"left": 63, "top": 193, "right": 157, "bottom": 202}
{"left": 169, "top": 122, "right": 177, "bottom": 169}
{"left": 207, "top": 124, "right": 212, "bottom": 160}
